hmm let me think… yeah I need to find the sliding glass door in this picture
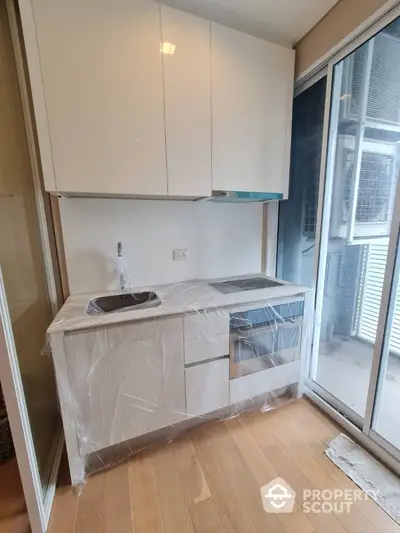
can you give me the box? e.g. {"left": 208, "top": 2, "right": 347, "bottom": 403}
{"left": 312, "top": 17, "right": 400, "bottom": 421}
{"left": 369, "top": 242, "right": 400, "bottom": 450}
{"left": 366, "top": 195, "right": 400, "bottom": 452}
{"left": 278, "top": 9, "right": 400, "bottom": 464}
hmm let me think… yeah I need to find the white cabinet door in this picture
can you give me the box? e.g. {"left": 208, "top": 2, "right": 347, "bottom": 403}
{"left": 230, "top": 361, "right": 300, "bottom": 404}
{"left": 161, "top": 6, "right": 211, "bottom": 197}
{"left": 64, "top": 317, "right": 186, "bottom": 454}
{"left": 211, "top": 23, "right": 295, "bottom": 196}
{"left": 185, "top": 359, "right": 229, "bottom": 417}
{"left": 32, "top": 0, "right": 167, "bottom": 195}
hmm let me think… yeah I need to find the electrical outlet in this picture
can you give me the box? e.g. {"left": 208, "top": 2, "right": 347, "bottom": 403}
{"left": 173, "top": 249, "right": 189, "bottom": 261}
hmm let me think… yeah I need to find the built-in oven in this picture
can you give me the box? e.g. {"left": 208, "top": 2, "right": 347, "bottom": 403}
{"left": 229, "top": 298, "right": 304, "bottom": 380}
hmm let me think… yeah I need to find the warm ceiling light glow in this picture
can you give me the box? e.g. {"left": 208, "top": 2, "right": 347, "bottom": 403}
{"left": 161, "top": 42, "right": 176, "bottom": 55}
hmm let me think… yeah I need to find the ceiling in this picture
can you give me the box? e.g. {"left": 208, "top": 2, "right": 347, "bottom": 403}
{"left": 160, "top": 0, "right": 340, "bottom": 47}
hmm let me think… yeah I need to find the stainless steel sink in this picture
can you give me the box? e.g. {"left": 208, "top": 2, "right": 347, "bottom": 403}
{"left": 86, "top": 291, "right": 161, "bottom": 314}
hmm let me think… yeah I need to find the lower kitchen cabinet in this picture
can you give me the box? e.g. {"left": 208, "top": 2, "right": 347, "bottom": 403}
{"left": 48, "top": 283, "right": 308, "bottom": 488}
{"left": 183, "top": 309, "right": 230, "bottom": 365}
{"left": 63, "top": 316, "right": 186, "bottom": 454}
{"left": 185, "top": 358, "right": 230, "bottom": 417}
{"left": 184, "top": 334, "right": 229, "bottom": 366}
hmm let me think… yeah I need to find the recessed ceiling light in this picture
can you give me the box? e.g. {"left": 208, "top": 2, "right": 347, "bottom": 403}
{"left": 161, "top": 42, "right": 176, "bottom": 55}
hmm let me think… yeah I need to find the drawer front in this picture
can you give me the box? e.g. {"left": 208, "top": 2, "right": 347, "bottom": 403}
{"left": 229, "top": 360, "right": 299, "bottom": 404}
{"left": 186, "top": 358, "right": 229, "bottom": 417}
{"left": 184, "top": 333, "right": 229, "bottom": 365}
{"left": 184, "top": 310, "right": 229, "bottom": 341}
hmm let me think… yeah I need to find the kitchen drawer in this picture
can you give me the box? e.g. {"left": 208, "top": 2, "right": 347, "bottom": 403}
{"left": 186, "top": 358, "right": 229, "bottom": 417}
{"left": 229, "top": 360, "right": 299, "bottom": 404}
{"left": 184, "top": 333, "right": 229, "bottom": 365}
{"left": 184, "top": 310, "right": 229, "bottom": 341}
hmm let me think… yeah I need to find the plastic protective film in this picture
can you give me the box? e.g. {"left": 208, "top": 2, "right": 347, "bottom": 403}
{"left": 47, "top": 276, "right": 311, "bottom": 491}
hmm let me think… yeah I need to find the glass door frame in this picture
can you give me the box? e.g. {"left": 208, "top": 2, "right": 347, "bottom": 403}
{"left": 2, "top": 0, "right": 65, "bottom": 528}
{"left": 303, "top": 61, "right": 370, "bottom": 428}
{"left": 363, "top": 187, "right": 400, "bottom": 459}
{"left": 0, "top": 271, "right": 48, "bottom": 533}
{"left": 280, "top": 1, "right": 400, "bottom": 471}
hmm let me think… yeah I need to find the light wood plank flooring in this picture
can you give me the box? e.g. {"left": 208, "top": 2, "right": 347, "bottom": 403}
{"left": 48, "top": 398, "right": 400, "bottom": 533}
{"left": 0, "top": 458, "right": 29, "bottom": 533}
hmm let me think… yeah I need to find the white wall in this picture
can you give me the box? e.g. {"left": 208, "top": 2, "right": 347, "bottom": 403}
{"left": 59, "top": 198, "right": 263, "bottom": 294}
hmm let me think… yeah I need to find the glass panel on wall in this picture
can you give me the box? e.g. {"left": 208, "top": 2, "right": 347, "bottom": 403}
{"left": 277, "top": 76, "right": 327, "bottom": 287}
{"left": 313, "top": 17, "right": 400, "bottom": 419}
{"left": 0, "top": 0, "right": 60, "bottom": 497}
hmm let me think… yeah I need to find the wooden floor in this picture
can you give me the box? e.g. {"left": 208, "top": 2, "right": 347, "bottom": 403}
{"left": 48, "top": 398, "right": 400, "bottom": 533}
{"left": 0, "top": 458, "right": 29, "bottom": 533}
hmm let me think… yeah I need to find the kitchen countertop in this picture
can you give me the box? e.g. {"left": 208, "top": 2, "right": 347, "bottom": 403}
{"left": 47, "top": 273, "right": 311, "bottom": 334}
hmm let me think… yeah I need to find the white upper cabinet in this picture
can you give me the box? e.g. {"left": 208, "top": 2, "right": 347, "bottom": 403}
{"left": 161, "top": 6, "right": 212, "bottom": 197}
{"left": 211, "top": 23, "right": 295, "bottom": 197}
{"left": 24, "top": 0, "right": 295, "bottom": 198}
{"left": 32, "top": 0, "right": 167, "bottom": 195}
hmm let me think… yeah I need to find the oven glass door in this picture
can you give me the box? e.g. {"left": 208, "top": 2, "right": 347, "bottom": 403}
{"left": 229, "top": 310, "right": 302, "bottom": 380}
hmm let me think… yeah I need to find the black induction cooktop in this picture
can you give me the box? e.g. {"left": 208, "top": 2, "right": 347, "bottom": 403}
{"left": 209, "top": 277, "right": 284, "bottom": 294}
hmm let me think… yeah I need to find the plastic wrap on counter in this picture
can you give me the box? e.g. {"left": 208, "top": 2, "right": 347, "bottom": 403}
{"left": 46, "top": 275, "right": 313, "bottom": 491}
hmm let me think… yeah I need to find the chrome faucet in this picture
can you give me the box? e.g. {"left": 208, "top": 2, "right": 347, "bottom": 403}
{"left": 117, "top": 241, "right": 126, "bottom": 291}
